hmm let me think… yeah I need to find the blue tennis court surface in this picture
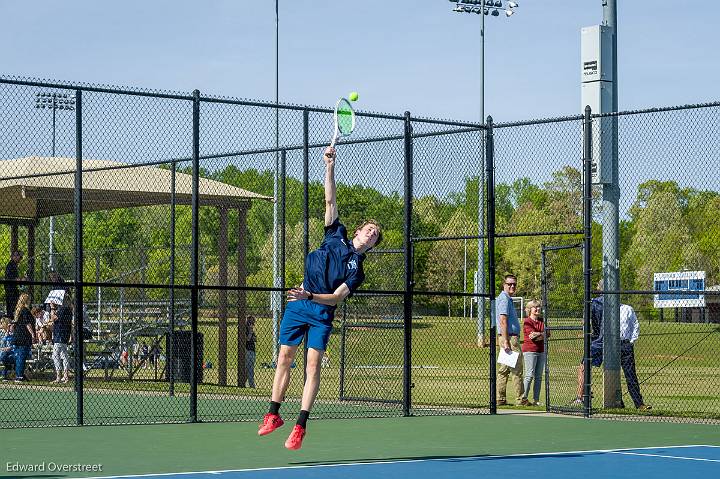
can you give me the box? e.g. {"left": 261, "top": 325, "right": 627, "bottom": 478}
{"left": 79, "top": 445, "right": 720, "bottom": 479}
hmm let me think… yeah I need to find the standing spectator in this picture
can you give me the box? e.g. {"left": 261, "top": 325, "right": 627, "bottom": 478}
{"left": 245, "top": 316, "right": 257, "bottom": 388}
{"left": 617, "top": 303, "right": 650, "bottom": 409}
{"left": 495, "top": 274, "right": 524, "bottom": 406}
{"left": 51, "top": 298, "right": 73, "bottom": 383}
{"left": 149, "top": 342, "right": 162, "bottom": 369}
{"left": 12, "top": 293, "right": 35, "bottom": 382}
{"left": 575, "top": 281, "right": 604, "bottom": 404}
{"left": 575, "top": 281, "right": 651, "bottom": 410}
{"left": 45, "top": 273, "right": 68, "bottom": 314}
{"left": 0, "top": 318, "right": 14, "bottom": 380}
{"left": 521, "top": 300, "right": 547, "bottom": 406}
{"left": 141, "top": 343, "right": 150, "bottom": 368}
{"left": 4, "top": 251, "right": 23, "bottom": 318}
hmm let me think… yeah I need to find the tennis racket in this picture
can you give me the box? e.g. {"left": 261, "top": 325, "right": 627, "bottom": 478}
{"left": 329, "top": 97, "right": 356, "bottom": 149}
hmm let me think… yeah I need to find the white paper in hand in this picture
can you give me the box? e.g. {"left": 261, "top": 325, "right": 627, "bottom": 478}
{"left": 497, "top": 348, "right": 520, "bottom": 368}
{"left": 45, "top": 289, "right": 65, "bottom": 306}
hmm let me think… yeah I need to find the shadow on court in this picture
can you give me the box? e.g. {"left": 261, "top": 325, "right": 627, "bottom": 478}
{"left": 289, "top": 452, "right": 591, "bottom": 466}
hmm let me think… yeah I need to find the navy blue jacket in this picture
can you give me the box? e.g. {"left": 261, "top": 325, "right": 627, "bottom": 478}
{"left": 303, "top": 218, "right": 365, "bottom": 306}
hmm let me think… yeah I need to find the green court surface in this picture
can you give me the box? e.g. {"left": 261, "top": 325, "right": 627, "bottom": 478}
{"left": 3, "top": 414, "right": 719, "bottom": 478}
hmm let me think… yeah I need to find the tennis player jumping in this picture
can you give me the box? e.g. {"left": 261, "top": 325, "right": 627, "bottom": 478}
{"left": 258, "top": 145, "right": 382, "bottom": 450}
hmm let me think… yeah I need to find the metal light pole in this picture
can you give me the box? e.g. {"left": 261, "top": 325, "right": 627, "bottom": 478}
{"left": 271, "top": 0, "right": 281, "bottom": 363}
{"left": 35, "top": 91, "right": 75, "bottom": 274}
{"left": 601, "top": 0, "right": 622, "bottom": 408}
{"left": 448, "top": 0, "right": 518, "bottom": 346}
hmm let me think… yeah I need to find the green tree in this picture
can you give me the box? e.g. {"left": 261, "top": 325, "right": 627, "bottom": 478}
{"left": 626, "top": 185, "right": 699, "bottom": 291}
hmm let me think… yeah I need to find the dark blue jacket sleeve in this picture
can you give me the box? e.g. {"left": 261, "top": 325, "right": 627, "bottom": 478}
{"left": 323, "top": 217, "right": 347, "bottom": 245}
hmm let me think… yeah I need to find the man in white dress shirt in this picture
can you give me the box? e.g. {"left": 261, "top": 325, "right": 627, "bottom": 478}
{"left": 618, "top": 303, "right": 650, "bottom": 410}
{"left": 576, "top": 300, "right": 651, "bottom": 410}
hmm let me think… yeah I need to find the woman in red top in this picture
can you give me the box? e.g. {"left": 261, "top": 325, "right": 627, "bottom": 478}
{"left": 521, "top": 300, "right": 546, "bottom": 406}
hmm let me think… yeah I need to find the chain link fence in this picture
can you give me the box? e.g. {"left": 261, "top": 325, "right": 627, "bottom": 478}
{"left": 0, "top": 76, "right": 718, "bottom": 427}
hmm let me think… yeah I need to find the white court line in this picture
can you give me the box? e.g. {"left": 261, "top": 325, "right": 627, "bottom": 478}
{"left": 609, "top": 451, "right": 720, "bottom": 463}
{"left": 69, "top": 445, "right": 719, "bottom": 479}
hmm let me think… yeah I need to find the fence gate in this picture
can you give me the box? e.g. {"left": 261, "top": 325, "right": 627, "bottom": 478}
{"left": 337, "top": 295, "right": 405, "bottom": 408}
{"left": 540, "top": 242, "right": 586, "bottom": 414}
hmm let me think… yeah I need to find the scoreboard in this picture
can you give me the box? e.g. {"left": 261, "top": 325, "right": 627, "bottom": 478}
{"left": 653, "top": 271, "right": 705, "bottom": 308}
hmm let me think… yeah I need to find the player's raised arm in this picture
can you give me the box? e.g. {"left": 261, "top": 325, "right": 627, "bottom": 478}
{"left": 323, "top": 146, "right": 338, "bottom": 227}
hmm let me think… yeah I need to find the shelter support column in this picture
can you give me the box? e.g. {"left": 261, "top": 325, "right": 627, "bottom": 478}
{"left": 236, "top": 203, "right": 248, "bottom": 387}
{"left": 27, "top": 223, "right": 36, "bottom": 301}
{"left": 218, "top": 206, "right": 228, "bottom": 386}
{"left": 10, "top": 226, "right": 18, "bottom": 254}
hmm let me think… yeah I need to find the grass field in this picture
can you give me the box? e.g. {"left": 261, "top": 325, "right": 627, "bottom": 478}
{"left": 2, "top": 315, "right": 718, "bottom": 427}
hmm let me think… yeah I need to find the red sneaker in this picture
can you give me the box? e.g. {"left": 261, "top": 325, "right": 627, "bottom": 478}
{"left": 284, "top": 425, "right": 306, "bottom": 450}
{"left": 258, "top": 413, "right": 284, "bottom": 436}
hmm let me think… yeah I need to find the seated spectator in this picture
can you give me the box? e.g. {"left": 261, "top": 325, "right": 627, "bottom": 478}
{"left": 32, "top": 306, "right": 52, "bottom": 345}
{"left": 0, "top": 318, "right": 15, "bottom": 381}
{"left": 120, "top": 349, "right": 129, "bottom": 367}
{"left": 0, "top": 317, "right": 9, "bottom": 343}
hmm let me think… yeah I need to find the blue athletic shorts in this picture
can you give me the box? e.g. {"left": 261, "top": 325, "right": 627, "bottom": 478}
{"left": 279, "top": 300, "right": 335, "bottom": 351}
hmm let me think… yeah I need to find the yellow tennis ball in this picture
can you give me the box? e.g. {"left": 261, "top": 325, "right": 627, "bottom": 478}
{"left": 349, "top": 92, "right": 359, "bottom": 102}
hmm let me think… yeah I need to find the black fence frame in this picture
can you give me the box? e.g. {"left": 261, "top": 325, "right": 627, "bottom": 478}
{"left": 2, "top": 76, "right": 720, "bottom": 427}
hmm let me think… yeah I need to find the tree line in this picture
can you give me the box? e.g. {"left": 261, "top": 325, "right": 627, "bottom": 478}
{"left": 1, "top": 165, "right": 716, "bottom": 316}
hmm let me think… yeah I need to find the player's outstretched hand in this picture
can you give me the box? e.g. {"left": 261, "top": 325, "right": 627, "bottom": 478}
{"left": 324, "top": 146, "right": 336, "bottom": 167}
{"left": 287, "top": 287, "right": 311, "bottom": 302}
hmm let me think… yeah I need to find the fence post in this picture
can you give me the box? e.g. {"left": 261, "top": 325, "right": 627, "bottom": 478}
{"left": 169, "top": 160, "right": 176, "bottom": 397}
{"left": 540, "top": 245, "right": 554, "bottom": 413}
{"left": 485, "top": 116, "right": 497, "bottom": 415}
{"left": 403, "top": 111, "right": 413, "bottom": 416}
{"left": 280, "top": 149, "right": 286, "bottom": 322}
{"left": 302, "top": 110, "right": 310, "bottom": 259}
{"left": 190, "top": 89, "right": 200, "bottom": 423}
{"left": 73, "top": 89, "right": 84, "bottom": 426}
{"left": 583, "top": 105, "right": 593, "bottom": 418}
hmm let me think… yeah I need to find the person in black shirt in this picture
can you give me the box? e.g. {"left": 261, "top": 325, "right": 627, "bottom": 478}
{"left": 51, "top": 301, "right": 73, "bottom": 383}
{"left": 12, "top": 293, "right": 35, "bottom": 382}
{"left": 4, "top": 251, "right": 22, "bottom": 318}
{"left": 245, "top": 316, "right": 257, "bottom": 389}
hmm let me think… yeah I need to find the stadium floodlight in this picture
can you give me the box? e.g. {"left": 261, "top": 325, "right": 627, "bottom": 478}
{"left": 450, "top": 0, "right": 519, "bottom": 16}
{"left": 443, "top": 0, "right": 518, "bottom": 351}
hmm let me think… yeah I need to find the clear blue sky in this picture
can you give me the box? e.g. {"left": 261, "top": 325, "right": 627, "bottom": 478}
{"left": 2, "top": 0, "right": 718, "bottom": 123}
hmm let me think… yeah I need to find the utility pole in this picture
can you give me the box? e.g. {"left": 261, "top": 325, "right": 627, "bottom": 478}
{"left": 35, "top": 92, "right": 76, "bottom": 274}
{"left": 601, "top": 0, "right": 622, "bottom": 408}
{"left": 447, "top": 0, "right": 519, "bottom": 347}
